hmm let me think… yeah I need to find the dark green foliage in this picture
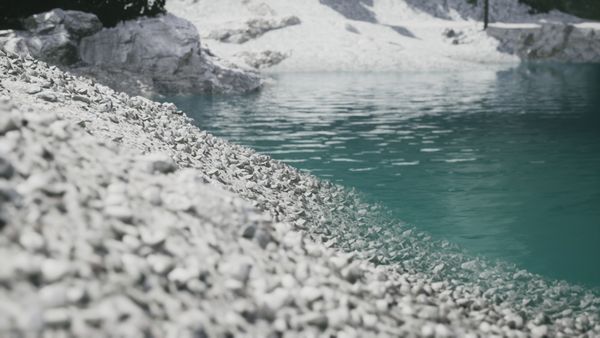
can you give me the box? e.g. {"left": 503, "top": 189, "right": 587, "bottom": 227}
{"left": 519, "top": 0, "right": 564, "bottom": 13}
{"left": 464, "top": 0, "right": 489, "bottom": 29}
{"left": 518, "top": 0, "right": 600, "bottom": 21}
{"left": 0, "top": 0, "right": 166, "bottom": 29}
{"left": 467, "top": 0, "right": 600, "bottom": 21}
{"left": 483, "top": 0, "right": 489, "bottom": 29}
{"left": 466, "top": 0, "right": 599, "bottom": 21}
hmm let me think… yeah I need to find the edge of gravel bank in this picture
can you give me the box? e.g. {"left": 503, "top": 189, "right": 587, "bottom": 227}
{"left": 1, "top": 50, "right": 599, "bottom": 337}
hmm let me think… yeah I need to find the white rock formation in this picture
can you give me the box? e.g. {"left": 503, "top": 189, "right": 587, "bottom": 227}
{"left": 75, "top": 13, "right": 261, "bottom": 96}
{"left": 166, "top": 0, "right": 600, "bottom": 72}
{"left": 234, "top": 50, "right": 288, "bottom": 69}
{"left": 208, "top": 16, "right": 301, "bottom": 44}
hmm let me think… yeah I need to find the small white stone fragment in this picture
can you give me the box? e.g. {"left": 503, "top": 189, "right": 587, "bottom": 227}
{"left": 461, "top": 260, "right": 478, "bottom": 271}
{"left": 327, "top": 307, "right": 350, "bottom": 328}
{"left": 168, "top": 265, "right": 199, "bottom": 285}
{"left": 19, "top": 230, "right": 45, "bottom": 251}
{"left": 38, "top": 92, "right": 57, "bottom": 102}
{"left": 26, "top": 86, "right": 42, "bottom": 94}
{"left": 142, "top": 153, "right": 177, "bottom": 174}
{"left": 362, "top": 313, "right": 378, "bottom": 328}
{"left": 66, "top": 287, "right": 87, "bottom": 304}
{"left": 43, "top": 308, "right": 70, "bottom": 326}
{"left": 531, "top": 325, "right": 548, "bottom": 337}
{"left": 41, "top": 259, "right": 70, "bottom": 283}
{"left": 147, "top": 254, "right": 174, "bottom": 275}
{"left": 300, "top": 286, "right": 322, "bottom": 303}
{"left": 219, "top": 256, "right": 252, "bottom": 283}
{"left": 40, "top": 284, "right": 69, "bottom": 308}
{"left": 104, "top": 205, "right": 133, "bottom": 223}
{"left": 260, "top": 288, "right": 291, "bottom": 312}
{"left": 140, "top": 228, "right": 167, "bottom": 247}
{"left": 431, "top": 281, "right": 444, "bottom": 292}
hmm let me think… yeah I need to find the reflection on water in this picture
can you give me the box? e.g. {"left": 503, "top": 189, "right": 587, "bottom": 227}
{"left": 166, "top": 64, "right": 600, "bottom": 287}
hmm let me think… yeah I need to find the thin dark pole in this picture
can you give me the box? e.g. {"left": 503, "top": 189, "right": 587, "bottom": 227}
{"left": 484, "top": 0, "right": 489, "bottom": 30}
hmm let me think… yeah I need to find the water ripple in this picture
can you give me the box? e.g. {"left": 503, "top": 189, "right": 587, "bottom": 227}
{"left": 166, "top": 64, "right": 600, "bottom": 287}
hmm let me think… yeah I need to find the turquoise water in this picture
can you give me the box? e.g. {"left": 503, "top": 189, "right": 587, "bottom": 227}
{"left": 166, "top": 64, "right": 600, "bottom": 287}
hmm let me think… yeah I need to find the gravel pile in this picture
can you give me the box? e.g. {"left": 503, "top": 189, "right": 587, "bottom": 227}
{"left": 1, "top": 50, "right": 599, "bottom": 337}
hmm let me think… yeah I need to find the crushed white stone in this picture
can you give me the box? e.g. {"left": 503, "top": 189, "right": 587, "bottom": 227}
{"left": 0, "top": 50, "right": 598, "bottom": 337}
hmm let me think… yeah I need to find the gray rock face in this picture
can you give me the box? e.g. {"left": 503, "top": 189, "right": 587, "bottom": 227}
{"left": 80, "top": 13, "right": 199, "bottom": 71}
{"left": 208, "top": 16, "right": 301, "bottom": 44}
{"left": 236, "top": 50, "right": 288, "bottom": 69}
{"left": 0, "top": 9, "right": 102, "bottom": 65}
{"left": 0, "top": 10, "right": 261, "bottom": 96}
{"left": 403, "top": 0, "right": 579, "bottom": 23}
{"left": 487, "top": 23, "right": 600, "bottom": 62}
{"left": 319, "top": 0, "right": 376, "bottom": 23}
{"left": 76, "top": 13, "right": 261, "bottom": 96}
{"left": 22, "top": 9, "right": 103, "bottom": 39}
{"left": 387, "top": 25, "right": 417, "bottom": 38}
{"left": 345, "top": 23, "right": 360, "bottom": 34}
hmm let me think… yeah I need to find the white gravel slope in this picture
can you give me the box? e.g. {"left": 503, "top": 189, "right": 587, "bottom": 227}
{"left": 1, "top": 51, "right": 599, "bottom": 337}
{"left": 162, "top": 0, "right": 553, "bottom": 72}
{"left": 166, "top": 0, "right": 599, "bottom": 72}
{"left": 166, "top": 0, "right": 505, "bottom": 72}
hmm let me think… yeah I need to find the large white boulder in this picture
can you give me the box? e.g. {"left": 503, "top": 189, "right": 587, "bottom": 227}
{"left": 80, "top": 14, "right": 201, "bottom": 74}
{"left": 76, "top": 13, "right": 261, "bottom": 96}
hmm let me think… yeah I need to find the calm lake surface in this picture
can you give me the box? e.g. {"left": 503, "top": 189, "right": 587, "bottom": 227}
{"left": 166, "top": 64, "right": 600, "bottom": 287}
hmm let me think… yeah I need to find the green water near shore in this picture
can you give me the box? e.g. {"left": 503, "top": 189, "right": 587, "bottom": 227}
{"left": 166, "top": 64, "right": 600, "bottom": 287}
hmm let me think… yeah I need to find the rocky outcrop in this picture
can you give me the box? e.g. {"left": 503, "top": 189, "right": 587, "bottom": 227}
{"left": 487, "top": 23, "right": 600, "bottom": 62}
{"left": 207, "top": 16, "right": 301, "bottom": 44}
{"left": 76, "top": 13, "right": 261, "bottom": 96}
{"left": 404, "top": 0, "right": 579, "bottom": 23}
{"left": 235, "top": 50, "right": 288, "bottom": 69}
{"left": 0, "top": 9, "right": 261, "bottom": 96}
{"left": 0, "top": 9, "right": 102, "bottom": 65}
